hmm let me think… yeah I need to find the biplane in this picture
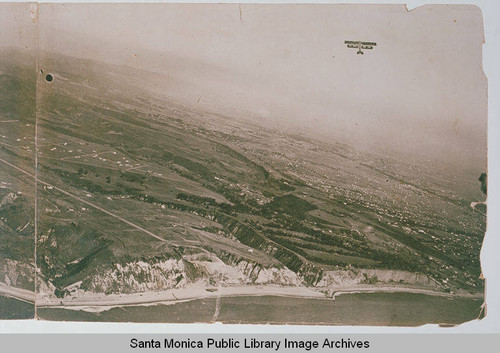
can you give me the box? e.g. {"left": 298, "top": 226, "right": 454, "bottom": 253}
{"left": 345, "top": 41, "right": 377, "bottom": 54}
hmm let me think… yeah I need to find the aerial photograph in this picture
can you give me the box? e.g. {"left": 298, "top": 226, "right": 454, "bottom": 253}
{"left": 0, "top": 3, "right": 487, "bottom": 325}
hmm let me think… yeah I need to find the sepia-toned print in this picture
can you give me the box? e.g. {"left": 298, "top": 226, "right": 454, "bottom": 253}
{"left": 0, "top": 3, "right": 487, "bottom": 325}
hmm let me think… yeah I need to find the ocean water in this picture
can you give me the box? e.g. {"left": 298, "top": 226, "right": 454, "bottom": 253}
{"left": 36, "top": 292, "right": 484, "bottom": 326}
{"left": 217, "top": 293, "right": 483, "bottom": 326}
{"left": 0, "top": 296, "right": 35, "bottom": 320}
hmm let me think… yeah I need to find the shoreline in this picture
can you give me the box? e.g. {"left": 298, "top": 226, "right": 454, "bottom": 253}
{"left": 1, "top": 282, "right": 483, "bottom": 313}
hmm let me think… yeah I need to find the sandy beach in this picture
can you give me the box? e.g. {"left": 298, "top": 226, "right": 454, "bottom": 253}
{"left": 1, "top": 281, "right": 483, "bottom": 314}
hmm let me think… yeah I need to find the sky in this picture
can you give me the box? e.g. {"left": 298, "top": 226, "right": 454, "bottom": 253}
{"left": 0, "top": 2, "right": 37, "bottom": 50}
{"left": 2, "top": 3, "right": 488, "bottom": 174}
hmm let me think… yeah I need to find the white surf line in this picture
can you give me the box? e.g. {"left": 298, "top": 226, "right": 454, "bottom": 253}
{"left": 0, "top": 157, "right": 167, "bottom": 243}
